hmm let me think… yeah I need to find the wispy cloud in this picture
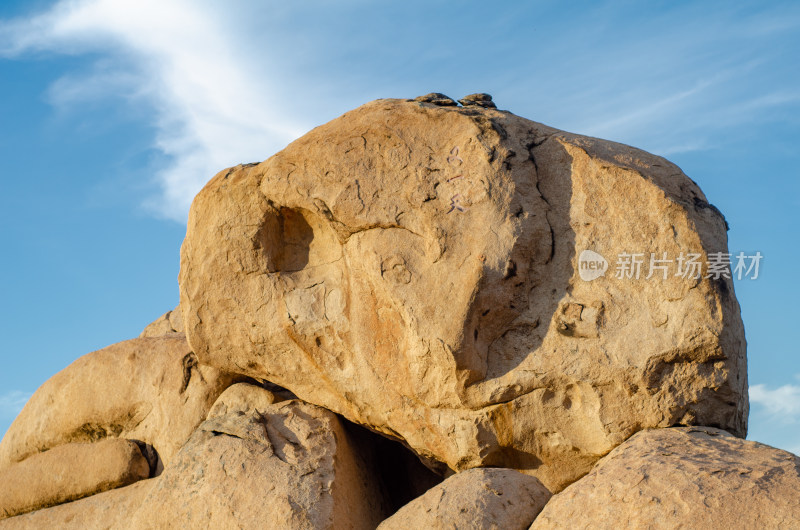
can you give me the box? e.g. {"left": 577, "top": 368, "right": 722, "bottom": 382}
{"left": 750, "top": 382, "right": 800, "bottom": 418}
{"left": 521, "top": 4, "right": 800, "bottom": 156}
{"left": 1, "top": 0, "right": 799, "bottom": 220}
{"left": 749, "top": 379, "right": 800, "bottom": 456}
{"left": 0, "top": 390, "right": 31, "bottom": 418}
{"left": 0, "top": 390, "right": 31, "bottom": 440}
{"left": 0, "top": 0, "right": 308, "bottom": 221}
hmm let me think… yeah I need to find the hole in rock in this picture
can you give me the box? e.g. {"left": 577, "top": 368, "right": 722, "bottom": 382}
{"left": 259, "top": 207, "right": 341, "bottom": 273}
{"left": 343, "top": 420, "right": 444, "bottom": 515}
{"left": 132, "top": 440, "right": 163, "bottom": 478}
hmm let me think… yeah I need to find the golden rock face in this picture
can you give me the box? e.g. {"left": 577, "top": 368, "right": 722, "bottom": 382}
{"left": 179, "top": 98, "right": 747, "bottom": 491}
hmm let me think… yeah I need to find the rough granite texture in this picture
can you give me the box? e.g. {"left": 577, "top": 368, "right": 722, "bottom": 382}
{"left": 127, "top": 394, "right": 389, "bottom": 529}
{"left": 179, "top": 97, "right": 747, "bottom": 491}
{"left": 531, "top": 427, "right": 800, "bottom": 529}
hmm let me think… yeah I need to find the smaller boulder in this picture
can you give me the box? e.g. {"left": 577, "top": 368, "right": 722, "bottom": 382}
{"left": 206, "top": 382, "right": 279, "bottom": 418}
{"left": 378, "top": 468, "right": 551, "bottom": 529}
{"left": 0, "top": 439, "right": 149, "bottom": 519}
{"left": 532, "top": 427, "right": 800, "bottom": 529}
{"left": 128, "top": 391, "right": 390, "bottom": 529}
{"left": 457, "top": 92, "right": 496, "bottom": 108}
{"left": 412, "top": 93, "right": 458, "bottom": 106}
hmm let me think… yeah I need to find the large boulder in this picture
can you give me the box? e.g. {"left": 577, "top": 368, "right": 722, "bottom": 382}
{"left": 128, "top": 389, "right": 389, "bottom": 529}
{"left": 378, "top": 468, "right": 551, "bottom": 529}
{"left": 179, "top": 96, "right": 747, "bottom": 490}
{"left": 0, "top": 335, "right": 241, "bottom": 470}
{"left": 0, "top": 438, "right": 149, "bottom": 519}
{"left": 531, "top": 427, "right": 800, "bottom": 528}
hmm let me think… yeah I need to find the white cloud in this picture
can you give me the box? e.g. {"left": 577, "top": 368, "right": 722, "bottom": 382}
{"left": 750, "top": 382, "right": 800, "bottom": 418}
{"left": 0, "top": 390, "right": 31, "bottom": 440}
{"left": 746, "top": 381, "right": 800, "bottom": 455}
{"left": 750, "top": 382, "right": 800, "bottom": 427}
{"left": 0, "top": 0, "right": 308, "bottom": 222}
{"left": 2, "top": 0, "right": 799, "bottom": 220}
{"left": 0, "top": 390, "right": 31, "bottom": 418}
{"left": 523, "top": 5, "right": 800, "bottom": 157}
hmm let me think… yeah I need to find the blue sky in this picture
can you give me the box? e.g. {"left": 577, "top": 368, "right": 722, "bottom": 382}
{"left": 1, "top": 0, "right": 798, "bottom": 454}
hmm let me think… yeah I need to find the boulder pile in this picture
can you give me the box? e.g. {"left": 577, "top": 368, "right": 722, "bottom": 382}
{"left": 1, "top": 94, "right": 797, "bottom": 528}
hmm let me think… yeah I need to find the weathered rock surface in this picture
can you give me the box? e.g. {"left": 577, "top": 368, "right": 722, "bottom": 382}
{"left": 179, "top": 97, "right": 747, "bottom": 491}
{"left": 0, "top": 480, "right": 152, "bottom": 530}
{"left": 532, "top": 427, "right": 800, "bottom": 529}
{"left": 128, "top": 391, "right": 389, "bottom": 529}
{"left": 0, "top": 335, "right": 240, "bottom": 471}
{"left": 0, "top": 438, "right": 149, "bottom": 519}
{"left": 140, "top": 306, "right": 184, "bottom": 338}
{"left": 379, "top": 468, "right": 551, "bottom": 530}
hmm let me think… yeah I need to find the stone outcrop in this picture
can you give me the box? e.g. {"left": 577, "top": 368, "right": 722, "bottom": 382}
{"left": 1, "top": 94, "right": 771, "bottom": 527}
{"left": 179, "top": 97, "right": 747, "bottom": 491}
{"left": 531, "top": 427, "right": 800, "bottom": 529}
{"left": 378, "top": 468, "right": 551, "bottom": 530}
{"left": 0, "top": 335, "right": 240, "bottom": 471}
{"left": 0, "top": 439, "right": 149, "bottom": 519}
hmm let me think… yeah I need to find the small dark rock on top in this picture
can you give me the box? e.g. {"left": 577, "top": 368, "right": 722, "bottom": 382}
{"left": 458, "top": 93, "right": 496, "bottom": 108}
{"left": 413, "top": 93, "right": 459, "bottom": 106}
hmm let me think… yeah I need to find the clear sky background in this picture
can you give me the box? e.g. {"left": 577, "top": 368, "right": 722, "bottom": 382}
{"left": 1, "top": 0, "right": 798, "bottom": 454}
